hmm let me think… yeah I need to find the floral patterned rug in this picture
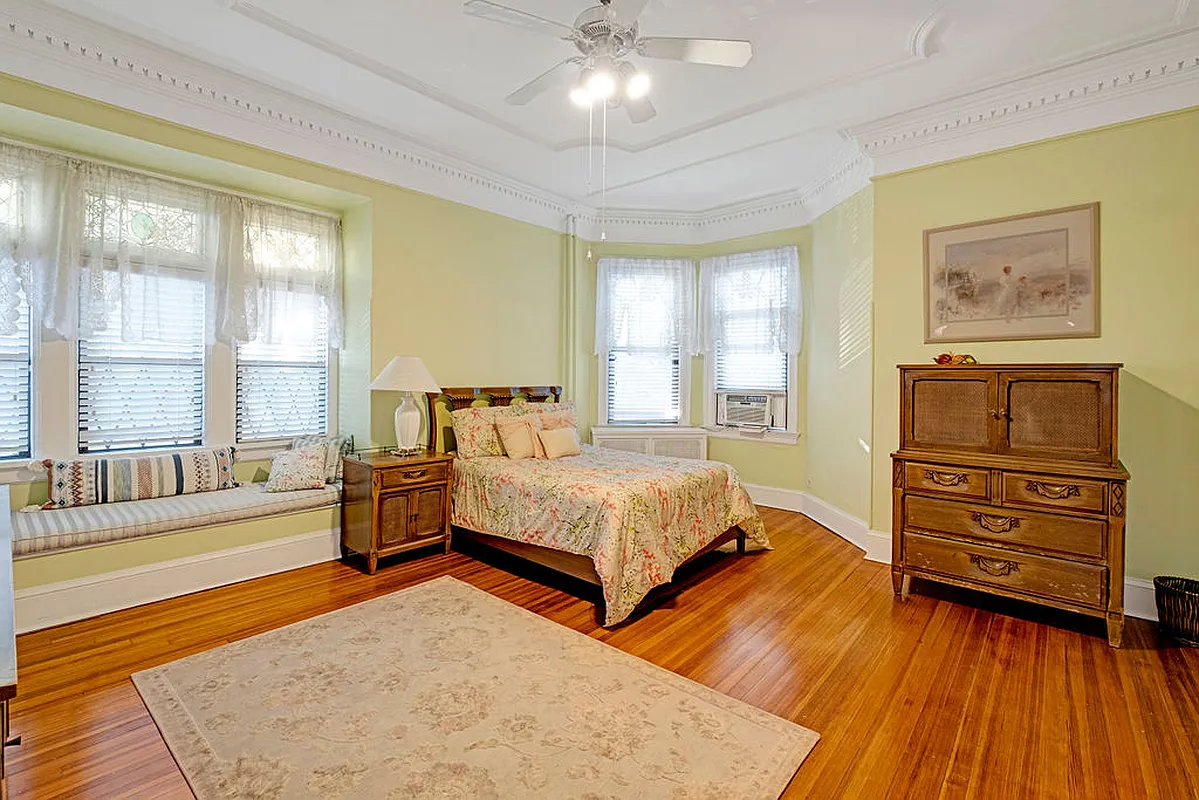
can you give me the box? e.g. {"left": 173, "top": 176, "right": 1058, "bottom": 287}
{"left": 133, "top": 576, "right": 819, "bottom": 799}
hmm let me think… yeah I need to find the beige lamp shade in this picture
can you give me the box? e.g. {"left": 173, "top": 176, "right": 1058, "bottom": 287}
{"left": 368, "top": 356, "right": 441, "bottom": 393}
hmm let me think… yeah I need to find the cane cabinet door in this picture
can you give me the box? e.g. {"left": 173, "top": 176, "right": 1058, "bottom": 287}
{"left": 902, "top": 369, "right": 1000, "bottom": 454}
{"left": 999, "top": 371, "right": 1115, "bottom": 464}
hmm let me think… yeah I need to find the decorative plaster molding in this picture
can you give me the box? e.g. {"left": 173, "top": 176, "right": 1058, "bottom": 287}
{"left": 848, "top": 26, "right": 1199, "bottom": 175}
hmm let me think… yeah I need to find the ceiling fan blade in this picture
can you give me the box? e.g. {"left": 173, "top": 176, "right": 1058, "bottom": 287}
{"left": 607, "top": 0, "right": 651, "bottom": 25}
{"left": 464, "top": 0, "right": 573, "bottom": 38}
{"left": 624, "top": 95, "right": 657, "bottom": 124}
{"left": 638, "top": 37, "right": 753, "bottom": 68}
{"left": 505, "top": 59, "right": 579, "bottom": 106}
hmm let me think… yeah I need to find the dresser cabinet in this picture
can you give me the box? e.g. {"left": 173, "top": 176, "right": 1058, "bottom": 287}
{"left": 341, "top": 451, "right": 454, "bottom": 574}
{"left": 892, "top": 364, "right": 1129, "bottom": 646}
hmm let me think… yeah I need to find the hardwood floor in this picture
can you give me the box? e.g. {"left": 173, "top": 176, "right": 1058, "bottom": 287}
{"left": 8, "top": 509, "right": 1199, "bottom": 798}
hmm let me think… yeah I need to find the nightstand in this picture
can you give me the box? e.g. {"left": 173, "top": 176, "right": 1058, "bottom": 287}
{"left": 341, "top": 450, "right": 454, "bottom": 574}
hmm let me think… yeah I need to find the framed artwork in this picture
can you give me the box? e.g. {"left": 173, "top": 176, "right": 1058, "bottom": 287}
{"left": 924, "top": 203, "right": 1099, "bottom": 343}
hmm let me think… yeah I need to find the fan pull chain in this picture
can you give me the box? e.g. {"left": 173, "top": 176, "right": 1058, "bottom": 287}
{"left": 600, "top": 100, "right": 608, "bottom": 242}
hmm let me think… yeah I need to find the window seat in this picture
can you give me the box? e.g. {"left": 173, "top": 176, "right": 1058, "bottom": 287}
{"left": 12, "top": 483, "right": 342, "bottom": 558}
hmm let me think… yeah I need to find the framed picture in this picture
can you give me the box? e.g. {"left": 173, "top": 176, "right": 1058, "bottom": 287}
{"left": 924, "top": 203, "right": 1099, "bottom": 343}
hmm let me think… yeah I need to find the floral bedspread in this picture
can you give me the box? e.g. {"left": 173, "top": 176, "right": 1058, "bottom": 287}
{"left": 451, "top": 445, "right": 768, "bottom": 625}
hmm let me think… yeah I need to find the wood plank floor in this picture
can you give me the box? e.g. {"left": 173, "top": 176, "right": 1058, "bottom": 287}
{"left": 8, "top": 509, "right": 1199, "bottom": 798}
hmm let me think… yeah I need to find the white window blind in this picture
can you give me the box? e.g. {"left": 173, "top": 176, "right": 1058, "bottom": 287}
{"left": 596, "top": 258, "right": 695, "bottom": 425}
{"left": 701, "top": 247, "right": 801, "bottom": 430}
{"left": 0, "top": 298, "right": 31, "bottom": 460}
{"left": 77, "top": 272, "right": 206, "bottom": 453}
{"left": 236, "top": 296, "right": 329, "bottom": 441}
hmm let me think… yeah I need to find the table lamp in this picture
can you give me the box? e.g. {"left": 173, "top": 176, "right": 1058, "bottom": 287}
{"left": 369, "top": 356, "right": 441, "bottom": 455}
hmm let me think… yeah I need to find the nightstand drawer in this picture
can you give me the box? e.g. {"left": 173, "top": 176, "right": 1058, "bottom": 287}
{"left": 1002, "top": 471, "right": 1107, "bottom": 514}
{"left": 380, "top": 462, "right": 449, "bottom": 489}
{"left": 905, "top": 495, "right": 1106, "bottom": 559}
{"left": 904, "top": 532, "right": 1107, "bottom": 609}
{"left": 904, "top": 462, "right": 990, "bottom": 500}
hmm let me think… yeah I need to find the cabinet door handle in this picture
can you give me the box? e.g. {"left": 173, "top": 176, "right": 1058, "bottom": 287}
{"left": 971, "top": 512, "right": 1021, "bottom": 533}
{"left": 924, "top": 469, "right": 969, "bottom": 487}
{"left": 400, "top": 469, "right": 427, "bottom": 480}
{"left": 1025, "top": 480, "right": 1081, "bottom": 500}
{"left": 969, "top": 554, "right": 1019, "bottom": 577}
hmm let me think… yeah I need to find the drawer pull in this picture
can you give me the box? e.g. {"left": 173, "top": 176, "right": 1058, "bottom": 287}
{"left": 1025, "top": 480, "right": 1081, "bottom": 500}
{"left": 924, "top": 469, "right": 969, "bottom": 488}
{"left": 400, "top": 469, "right": 427, "bottom": 480}
{"left": 969, "top": 554, "right": 1020, "bottom": 577}
{"left": 970, "top": 512, "right": 1021, "bottom": 534}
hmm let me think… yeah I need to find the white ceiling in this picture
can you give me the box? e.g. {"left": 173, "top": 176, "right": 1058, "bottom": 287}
{"left": 17, "top": 0, "right": 1199, "bottom": 218}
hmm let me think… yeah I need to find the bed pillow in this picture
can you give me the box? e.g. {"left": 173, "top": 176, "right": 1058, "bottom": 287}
{"left": 526, "top": 401, "right": 578, "bottom": 432}
{"left": 451, "top": 406, "right": 521, "bottom": 458}
{"left": 495, "top": 418, "right": 539, "bottom": 460}
{"left": 264, "top": 445, "right": 328, "bottom": 492}
{"left": 538, "top": 427, "right": 582, "bottom": 459}
{"left": 291, "top": 434, "right": 350, "bottom": 482}
{"left": 42, "top": 446, "right": 238, "bottom": 509}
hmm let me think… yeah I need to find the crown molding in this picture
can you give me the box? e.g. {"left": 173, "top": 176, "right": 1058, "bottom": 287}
{"left": 847, "top": 25, "right": 1199, "bottom": 176}
{"left": 578, "top": 153, "right": 873, "bottom": 245}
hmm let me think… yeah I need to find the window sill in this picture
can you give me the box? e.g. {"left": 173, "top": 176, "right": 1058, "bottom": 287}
{"left": 0, "top": 460, "right": 45, "bottom": 486}
{"left": 702, "top": 426, "right": 799, "bottom": 446}
{"left": 234, "top": 440, "right": 293, "bottom": 461}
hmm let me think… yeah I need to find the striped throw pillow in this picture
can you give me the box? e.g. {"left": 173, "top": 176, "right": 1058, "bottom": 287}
{"left": 42, "top": 446, "right": 238, "bottom": 509}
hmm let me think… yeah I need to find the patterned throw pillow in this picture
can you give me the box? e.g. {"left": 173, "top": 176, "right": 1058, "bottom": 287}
{"left": 290, "top": 434, "right": 350, "bottom": 482}
{"left": 264, "top": 445, "right": 328, "bottom": 493}
{"left": 450, "top": 406, "right": 523, "bottom": 459}
{"left": 524, "top": 401, "right": 577, "bottom": 433}
{"left": 42, "top": 446, "right": 238, "bottom": 509}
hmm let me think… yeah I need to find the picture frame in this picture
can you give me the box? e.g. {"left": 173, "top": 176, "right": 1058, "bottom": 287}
{"left": 923, "top": 203, "right": 1100, "bottom": 343}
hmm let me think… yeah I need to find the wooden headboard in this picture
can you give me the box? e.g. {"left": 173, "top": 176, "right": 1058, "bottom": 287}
{"left": 425, "top": 385, "right": 564, "bottom": 454}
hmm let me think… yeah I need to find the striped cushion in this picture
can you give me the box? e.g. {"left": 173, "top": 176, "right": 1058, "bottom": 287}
{"left": 43, "top": 447, "right": 238, "bottom": 509}
{"left": 14, "top": 482, "right": 340, "bottom": 557}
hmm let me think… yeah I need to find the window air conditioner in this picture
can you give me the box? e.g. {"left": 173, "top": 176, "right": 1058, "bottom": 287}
{"left": 716, "top": 392, "right": 772, "bottom": 428}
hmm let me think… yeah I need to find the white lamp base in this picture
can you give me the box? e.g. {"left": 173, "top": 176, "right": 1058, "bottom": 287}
{"left": 394, "top": 393, "right": 424, "bottom": 455}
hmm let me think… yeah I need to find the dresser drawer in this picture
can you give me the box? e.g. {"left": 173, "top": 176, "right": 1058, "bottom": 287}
{"left": 904, "top": 495, "right": 1106, "bottom": 559}
{"left": 904, "top": 462, "right": 990, "bottom": 500}
{"left": 1002, "top": 472, "right": 1107, "bottom": 514}
{"left": 904, "top": 532, "right": 1107, "bottom": 609}
{"left": 379, "top": 461, "right": 450, "bottom": 489}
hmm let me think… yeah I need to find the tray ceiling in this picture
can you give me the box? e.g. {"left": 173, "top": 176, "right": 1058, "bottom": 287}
{"left": 14, "top": 0, "right": 1199, "bottom": 225}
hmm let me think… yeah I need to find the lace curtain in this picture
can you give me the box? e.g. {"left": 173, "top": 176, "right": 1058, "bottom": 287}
{"left": 698, "top": 246, "right": 802, "bottom": 357}
{"left": 0, "top": 140, "right": 343, "bottom": 347}
{"left": 595, "top": 256, "right": 696, "bottom": 355}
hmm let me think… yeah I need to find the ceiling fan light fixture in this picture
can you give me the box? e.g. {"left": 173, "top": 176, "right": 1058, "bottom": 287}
{"left": 587, "top": 69, "right": 617, "bottom": 100}
{"left": 569, "top": 82, "right": 593, "bottom": 107}
{"left": 625, "top": 71, "right": 650, "bottom": 100}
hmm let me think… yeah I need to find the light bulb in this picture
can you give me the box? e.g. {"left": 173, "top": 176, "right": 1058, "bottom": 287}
{"left": 625, "top": 72, "right": 651, "bottom": 100}
{"left": 570, "top": 85, "right": 592, "bottom": 107}
{"left": 587, "top": 70, "right": 616, "bottom": 100}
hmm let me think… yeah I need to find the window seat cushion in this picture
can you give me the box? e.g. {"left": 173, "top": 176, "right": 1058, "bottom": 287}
{"left": 12, "top": 482, "right": 342, "bottom": 558}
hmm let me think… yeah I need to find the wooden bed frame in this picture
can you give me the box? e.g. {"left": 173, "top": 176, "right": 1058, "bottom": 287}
{"left": 425, "top": 385, "right": 747, "bottom": 597}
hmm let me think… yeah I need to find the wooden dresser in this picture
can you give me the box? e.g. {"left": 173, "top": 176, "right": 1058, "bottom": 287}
{"left": 341, "top": 451, "right": 454, "bottom": 574}
{"left": 891, "top": 364, "right": 1129, "bottom": 646}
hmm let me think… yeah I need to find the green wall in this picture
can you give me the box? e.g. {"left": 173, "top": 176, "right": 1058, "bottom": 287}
{"left": 872, "top": 107, "right": 1199, "bottom": 581}
{"left": 807, "top": 188, "right": 874, "bottom": 521}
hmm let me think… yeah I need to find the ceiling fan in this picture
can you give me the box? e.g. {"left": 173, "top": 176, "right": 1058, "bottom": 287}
{"left": 464, "top": 0, "right": 754, "bottom": 124}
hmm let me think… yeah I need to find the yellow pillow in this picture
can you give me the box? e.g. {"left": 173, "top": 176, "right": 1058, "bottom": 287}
{"left": 538, "top": 427, "right": 582, "bottom": 459}
{"left": 496, "top": 418, "right": 539, "bottom": 460}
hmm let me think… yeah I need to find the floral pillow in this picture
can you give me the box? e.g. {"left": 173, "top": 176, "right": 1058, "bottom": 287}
{"left": 524, "top": 401, "right": 577, "bottom": 432}
{"left": 451, "top": 406, "right": 522, "bottom": 459}
{"left": 264, "top": 445, "right": 328, "bottom": 492}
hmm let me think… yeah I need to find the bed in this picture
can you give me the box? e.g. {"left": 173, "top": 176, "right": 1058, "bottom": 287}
{"left": 427, "top": 386, "right": 769, "bottom": 625}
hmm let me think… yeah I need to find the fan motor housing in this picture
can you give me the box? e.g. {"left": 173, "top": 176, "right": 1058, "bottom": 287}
{"left": 573, "top": 5, "right": 638, "bottom": 56}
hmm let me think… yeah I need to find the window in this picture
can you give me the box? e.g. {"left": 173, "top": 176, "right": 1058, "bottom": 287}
{"left": 596, "top": 257, "right": 695, "bottom": 425}
{"left": 700, "top": 246, "right": 801, "bottom": 434}
{"left": 77, "top": 272, "right": 206, "bottom": 453}
{"left": 0, "top": 299, "right": 31, "bottom": 460}
{"left": 236, "top": 298, "right": 329, "bottom": 441}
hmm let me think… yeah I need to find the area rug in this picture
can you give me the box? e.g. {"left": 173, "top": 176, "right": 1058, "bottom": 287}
{"left": 132, "top": 576, "right": 818, "bottom": 799}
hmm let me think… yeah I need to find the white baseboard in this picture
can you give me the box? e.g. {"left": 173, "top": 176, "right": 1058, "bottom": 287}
{"left": 749, "top": 486, "right": 1160, "bottom": 623}
{"left": 743, "top": 483, "right": 805, "bottom": 513}
{"left": 15, "top": 526, "right": 342, "bottom": 634}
